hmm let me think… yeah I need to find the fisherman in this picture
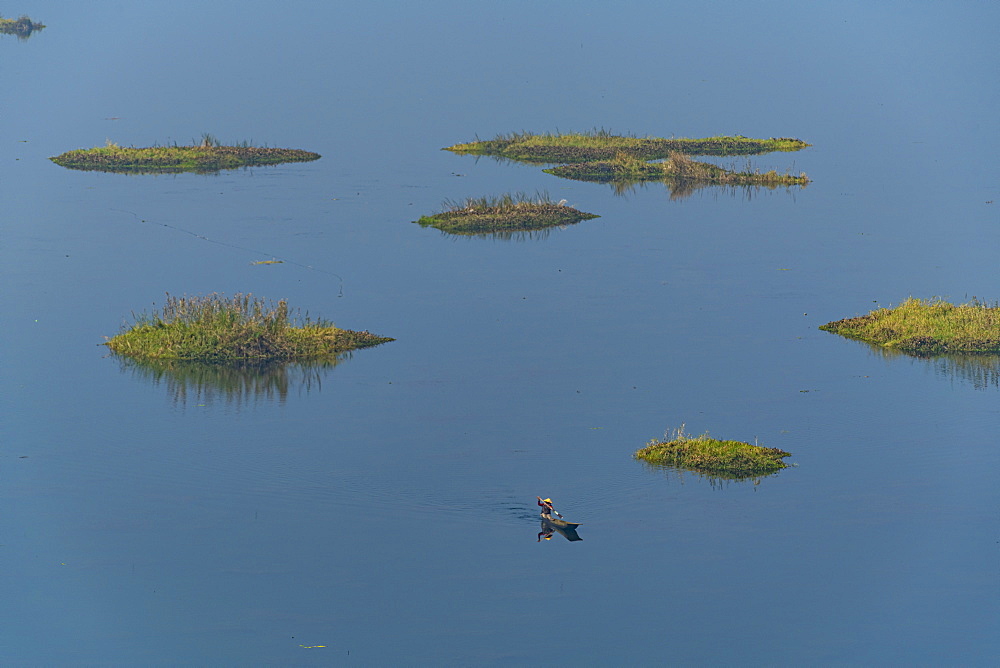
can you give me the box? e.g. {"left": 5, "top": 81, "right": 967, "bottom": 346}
{"left": 537, "top": 496, "right": 563, "bottom": 520}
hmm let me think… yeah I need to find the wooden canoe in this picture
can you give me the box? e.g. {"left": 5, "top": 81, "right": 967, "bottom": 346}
{"left": 541, "top": 516, "right": 581, "bottom": 530}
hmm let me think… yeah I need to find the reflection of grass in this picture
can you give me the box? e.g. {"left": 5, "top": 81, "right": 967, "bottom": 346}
{"left": 860, "top": 343, "right": 1000, "bottom": 390}
{"left": 445, "top": 129, "right": 809, "bottom": 163}
{"left": 820, "top": 297, "right": 1000, "bottom": 355}
{"left": 600, "top": 176, "right": 716, "bottom": 199}
{"left": 117, "top": 357, "right": 340, "bottom": 407}
{"left": 105, "top": 293, "right": 392, "bottom": 362}
{"left": 545, "top": 152, "right": 809, "bottom": 187}
{"left": 428, "top": 227, "right": 561, "bottom": 242}
{"left": 635, "top": 425, "right": 791, "bottom": 477}
{"left": 51, "top": 138, "right": 320, "bottom": 174}
{"left": 414, "top": 192, "right": 598, "bottom": 235}
{"left": 0, "top": 15, "right": 45, "bottom": 38}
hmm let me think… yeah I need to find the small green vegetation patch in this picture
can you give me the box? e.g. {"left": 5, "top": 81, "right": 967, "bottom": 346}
{"left": 444, "top": 129, "right": 809, "bottom": 164}
{"left": 820, "top": 297, "right": 1000, "bottom": 355}
{"left": 105, "top": 293, "right": 392, "bottom": 363}
{"left": 635, "top": 427, "right": 791, "bottom": 477}
{"left": 414, "top": 193, "right": 598, "bottom": 235}
{"left": 544, "top": 152, "right": 809, "bottom": 187}
{"left": 51, "top": 137, "right": 320, "bottom": 174}
{"left": 0, "top": 14, "right": 45, "bottom": 37}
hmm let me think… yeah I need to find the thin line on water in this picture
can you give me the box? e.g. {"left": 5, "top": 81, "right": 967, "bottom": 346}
{"left": 108, "top": 207, "right": 345, "bottom": 297}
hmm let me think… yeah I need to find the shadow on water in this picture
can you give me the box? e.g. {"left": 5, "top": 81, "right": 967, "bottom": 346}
{"left": 115, "top": 355, "right": 352, "bottom": 407}
{"left": 636, "top": 460, "right": 785, "bottom": 488}
{"left": 857, "top": 341, "right": 1000, "bottom": 391}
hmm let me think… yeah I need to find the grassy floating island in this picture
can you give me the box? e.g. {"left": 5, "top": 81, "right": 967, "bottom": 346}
{"left": 105, "top": 293, "right": 392, "bottom": 363}
{"left": 0, "top": 14, "right": 45, "bottom": 37}
{"left": 51, "top": 135, "right": 320, "bottom": 174}
{"left": 635, "top": 426, "right": 791, "bottom": 477}
{"left": 820, "top": 297, "right": 1000, "bottom": 355}
{"left": 444, "top": 130, "right": 809, "bottom": 164}
{"left": 544, "top": 152, "right": 809, "bottom": 187}
{"left": 414, "top": 193, "right": 598, "bottom": 236}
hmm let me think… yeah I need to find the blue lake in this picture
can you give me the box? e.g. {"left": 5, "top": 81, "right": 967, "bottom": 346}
{"left": 2, "top": 2, "right": 999, "bottom": 664}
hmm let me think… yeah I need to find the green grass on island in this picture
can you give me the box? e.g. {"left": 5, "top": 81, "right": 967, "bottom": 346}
{"left": 0, "top": 14, "right": 44, "bottom": 37}
{"left": 51, "top": 135, "right": 320, "bottom": 174}
{"left": 444, "top": 129, "right": 809, "bottom": 164}
{"left": 105, "top": 294, "right": 393, "bottom": 363}
{"left": 414, "top": 193, "right": 599, "bottom": 236}
{"left": 544, "top": 152, "right": 809, "bottom": 188}
{"left": 820, "top": 297, "right": 1000, "bottom": 355}
{"left": 635, "top": 426, "right": 791, "bottom": 477}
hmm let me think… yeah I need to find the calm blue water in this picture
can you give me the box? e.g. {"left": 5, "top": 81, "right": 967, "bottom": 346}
{"left": 3, "top": 2, "right": 999, "bottom": 665}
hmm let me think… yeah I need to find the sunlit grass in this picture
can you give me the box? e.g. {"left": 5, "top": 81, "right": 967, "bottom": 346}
{"left": 50, "top": 138, "right": 320, "bottom": 174}
{"left": 820, "top": 297, "right": 1000, "bottom": 355}
{"left": 105, "top": 293, "right": 392, "bottom": 362}
{"left": 545, "top": 151, "right": 809, "bottom": 187}
{"left": 444, "top": 129, "right": 809, "bottom": 163}
{"left": 635, "top": 425, "right": 791, "bottom": 476}
{"left": 414, "top": 192, "right": 599, "bottom": 235}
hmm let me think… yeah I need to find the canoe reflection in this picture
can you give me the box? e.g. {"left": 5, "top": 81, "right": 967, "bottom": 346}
{"left": 537, "top": 517, "right": 583, "bottom": 542}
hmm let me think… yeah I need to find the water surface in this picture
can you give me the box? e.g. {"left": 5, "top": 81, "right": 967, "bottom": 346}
{"left": 2, "top": 2, "right": 999, "bottom": 664}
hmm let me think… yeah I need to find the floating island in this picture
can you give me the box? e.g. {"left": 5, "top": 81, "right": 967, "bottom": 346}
{"left": 414, "top": 193, "right": 598, "bottom": 236}
{"left": 544, "top": 151, "right": 809, "bottom": 188}
{"left": 51, "top": 136, "right": 320, "bottom": 174}
{"left": 105, "top": 293, "right": 392, "bottom": 363}
{"left": 444, "top": 130, "right": 809, "bottom": 164}
{"left": 635, "top": 427, "right": 791, "bottom": 478}
{"left": 0, "top": 14, "right": 45, "bottom": 38}
{"left": 820, "top": 297, "right": 1000, "bottom": 355}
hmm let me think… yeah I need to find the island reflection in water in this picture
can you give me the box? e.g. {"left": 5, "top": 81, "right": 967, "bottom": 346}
{"left": 115, "top": 355, "right": 351, "bottom": 407}
{"left": 636, "top": 460, "right": 786, "bottom": 489}
{"left": 858, "top": 342, "right": 1000, "bottom": 391}
{"left": 0, "top": 16, "right": 45, "bottom": 40}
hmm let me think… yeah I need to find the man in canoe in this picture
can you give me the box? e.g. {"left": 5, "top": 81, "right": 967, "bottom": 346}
{"left": 537, "top": 496, "right": 563, "bottom": 520}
